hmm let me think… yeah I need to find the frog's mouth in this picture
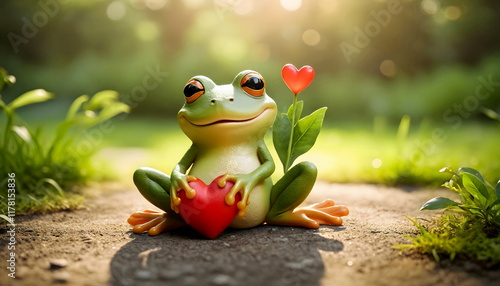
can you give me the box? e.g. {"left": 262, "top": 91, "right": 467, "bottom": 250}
{"left": 185, "top": 108, "right": 272, "bottom": 127}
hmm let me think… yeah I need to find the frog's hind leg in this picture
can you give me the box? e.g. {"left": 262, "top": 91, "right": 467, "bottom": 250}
{"left": 266, "top": 162, "right": 348, "bottom": 228}
{"left": 128, "top": 167, "right": 186, "bottom": 235}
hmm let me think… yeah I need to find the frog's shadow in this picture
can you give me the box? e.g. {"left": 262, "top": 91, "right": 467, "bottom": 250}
{"left": 109, "top": 225, "right": 345, "bottom": 286}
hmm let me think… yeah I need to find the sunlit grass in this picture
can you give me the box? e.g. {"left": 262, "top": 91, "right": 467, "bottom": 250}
{"left": 395, "top": 215, "right": 500, "bottom": 266}
{"left": 0, "top": 80, "right": 129, "bottom": 215}
{"left": 395, "top": 167, "right": 500, "bottom": 266}
{"left": 99, "top": 116, "right": 500, "bottom": 187}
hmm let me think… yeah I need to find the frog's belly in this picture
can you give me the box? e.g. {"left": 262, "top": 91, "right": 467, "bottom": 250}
{"left": 188, "top": 150, "right": 271, "bottom": 228}
{"left": 230, "top": 180, "right": 271, "bottom": 228}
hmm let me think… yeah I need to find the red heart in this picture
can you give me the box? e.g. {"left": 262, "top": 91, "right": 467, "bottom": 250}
{"left": 282, "top": 64, "right": 315, "bottom": 95}
{"left": 177, "top": 175, "right": 241, "bottom": 239}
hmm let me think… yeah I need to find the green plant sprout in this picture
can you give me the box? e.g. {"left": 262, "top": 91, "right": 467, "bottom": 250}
{"left": 396, "top": 167, "right": 500, "bottom": 265}
{"left": 0, "top": 67, "right": 130, "bottom": 215}
{"left": 273, "top": 64, "right": 326, "bottom": 172}
{"left": 422, "top": 167, "right": 500, "bottom": 234}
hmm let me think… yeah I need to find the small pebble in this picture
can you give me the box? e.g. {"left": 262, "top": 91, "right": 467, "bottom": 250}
{"left": 274, "top": 236, "right": 288, "bottom": 242}
{"left": 49, "top": 258, "right": 68, "bottom": 269}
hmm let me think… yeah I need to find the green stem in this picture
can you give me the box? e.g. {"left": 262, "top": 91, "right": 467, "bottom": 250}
{"left": 3, "top": 109, "right": 13, "bottom": 149}
{"left": 284, "top": 93, "right": 299, "bottom": 172}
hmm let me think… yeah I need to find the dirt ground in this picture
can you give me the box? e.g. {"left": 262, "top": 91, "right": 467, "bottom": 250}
{"left": 1, "top": 182, "right": 499, "bottom": 286}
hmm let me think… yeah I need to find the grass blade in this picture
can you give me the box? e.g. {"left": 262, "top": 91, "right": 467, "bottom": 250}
{"left": 7, "top": 89, "right": 53, "bottom": 110}
{"left": 0, "top": 214, "right": 14, "bottom": 224}
{"left": 66, "top": 95, "right": 88, "bottom": 121}
{"left": 85, "top": 90, "right": 119, "bottom": 111}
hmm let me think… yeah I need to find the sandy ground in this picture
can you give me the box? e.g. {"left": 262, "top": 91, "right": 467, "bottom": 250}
{"left": 1, "top": 182, "right": 499, "bottom": 286}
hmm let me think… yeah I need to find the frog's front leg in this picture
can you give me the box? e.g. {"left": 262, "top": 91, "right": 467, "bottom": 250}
{"left": 127, "top": 167, "right": 187, "bottom": 235}
{"left": 218, "top": 173, "right": 260, "bottom": 217}
{"left": 266, "top": 162, "right": 349, "bottom": 228}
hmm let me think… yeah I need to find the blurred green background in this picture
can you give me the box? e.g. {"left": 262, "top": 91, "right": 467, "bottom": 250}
{"left": 1, "top": 0, "right": 499, "bottom": 186}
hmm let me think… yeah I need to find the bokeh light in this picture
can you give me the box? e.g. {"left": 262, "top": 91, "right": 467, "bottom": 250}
{"left": 234, "top": 1, "right": 253, "bottom": 15}
{"left": 379, "top": 59, "right": 397, "bottom": 78}
{"left": 371, "top": 158, "right": 382, "bottom": 169}
{"left": 445, "top": 6, "right": 462, "bottom": 21}
{"left": 107, "top": 1, "right": 127, "bottom": 21}
{"left": 421, "top": 0, "right": 440, "bottom": 15}
{"left": 280, "top": 0, "right": 302, "bottom": 12}
{"left": 145, "top": 0, "right": 168, "bottom": 11}
{"left": 302, "top": 29, "right": 321, "bottom": 46}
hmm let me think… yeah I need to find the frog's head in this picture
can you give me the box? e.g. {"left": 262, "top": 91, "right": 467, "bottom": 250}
{"left": 178, "top": 70, "right": 277, "bottom": 147}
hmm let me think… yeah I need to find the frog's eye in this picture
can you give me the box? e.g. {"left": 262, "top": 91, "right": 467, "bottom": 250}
{"left": 241, "top": 72, "right": 265, "bottom": 97}
{"left": 184, "top": 80, "right": 204, "bottom": 103}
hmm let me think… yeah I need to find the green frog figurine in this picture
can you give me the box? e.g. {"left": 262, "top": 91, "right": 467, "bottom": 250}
{"left": 128, "top": 70, "right": 349, "bottom": 236}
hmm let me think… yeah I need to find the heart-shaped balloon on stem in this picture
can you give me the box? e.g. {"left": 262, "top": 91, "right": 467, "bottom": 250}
{"left": 281, "top": 64, "right": 315, "bottom": 95}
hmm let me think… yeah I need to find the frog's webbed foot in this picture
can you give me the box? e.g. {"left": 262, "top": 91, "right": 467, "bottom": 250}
{"left": 127, "top": 210, "right": 186, "bottom": 236}
{"left": 295, "top": 199, "right": 349, "bottom": 226}
{"left": 267, "top": 200, "right": 349, "bottom": 229}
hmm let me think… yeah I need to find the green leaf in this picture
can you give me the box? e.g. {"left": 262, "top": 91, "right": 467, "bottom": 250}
{"left": 97, "top": 102, "right": 130, "bottom": 122}
{"left": 85, "top": 90, "right": 119, "bottom": 111}
{"left": 288, "top": 107, "right": 327, "bottom": 166}
{"left": 462, "top": 172, "right": 489, "bottom": 206}
{"left": 458, "top": 167, "right": 485, "bottom": 182}
{"left": 7, "top": 89, "right": 53, "bottom": 110}
{"left": 272, "top": 113, "right": 291, "bottom": 171}
{"left": 287, "top": 100, "right": 303, "bottom": 125}
{"left": 66, "top": 95, "right": 89, "bottom": 121}
{"left": 77, "top": 112, "right": 101, "bottom": 127}
{"left": 420, "top": 197, "right": 460, "bottom": 210}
